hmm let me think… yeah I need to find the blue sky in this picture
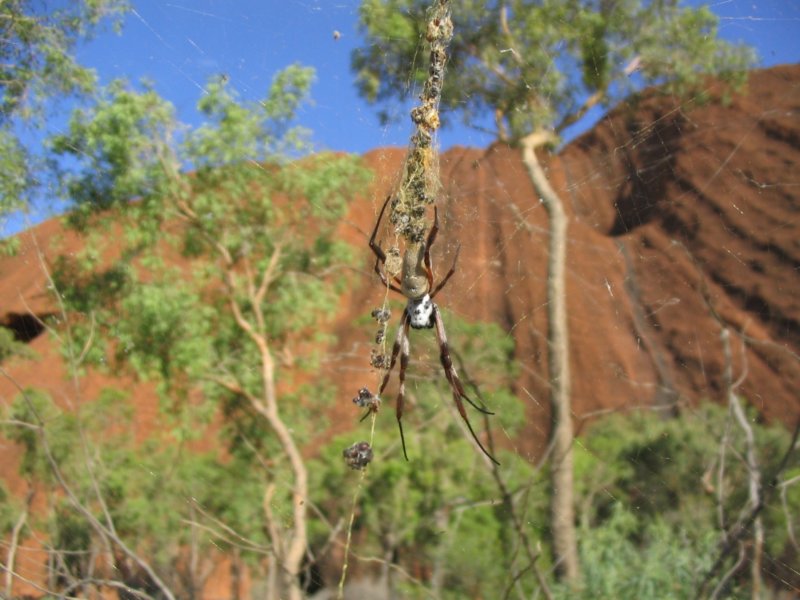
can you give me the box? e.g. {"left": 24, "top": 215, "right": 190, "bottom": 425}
{"left": 5, "top": 0, "right": 799, "bottom": 235}
{"left": 75, "top": 0, "right": 798, "bottom": 153}
{"left": 74, "top": 0, "right": 477, "bottom": 154}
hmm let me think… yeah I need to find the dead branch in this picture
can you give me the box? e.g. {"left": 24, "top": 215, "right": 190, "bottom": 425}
{"left": 697, "top": 419, "right": 800, "bottom": 598}
{"left": 0, "top": 367, "right": 177, "bottom": 600}
{"left": 3, "top": 485, "right": 33, "bottom": 597}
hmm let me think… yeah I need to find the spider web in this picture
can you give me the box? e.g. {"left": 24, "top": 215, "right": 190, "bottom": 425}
{"left": 1, "top": 0, "right": 798, "bottom": 598}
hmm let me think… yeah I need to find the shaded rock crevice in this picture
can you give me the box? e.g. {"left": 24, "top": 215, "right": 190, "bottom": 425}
{"left": 2, "top": 312, "right": 49, "bottom": 344}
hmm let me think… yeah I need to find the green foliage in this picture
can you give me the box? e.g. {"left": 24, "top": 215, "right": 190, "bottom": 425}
{"left": 314, "top": 422, "right": 539, "bottom": 598}
{"left": 192, "top": 65, "right": 316, "bottom": 162}
{"left": 29, "top": 63, "right": 371, "bottom": 593}
{"left": 5, "top": 389, "right": 78, "bottom": 482}
{"left": 42, "top": 77, "right": 372, "bottom": 509}
{"left": 90, "top": 438, "right": 267, "bottom": 565}
{"left": 4, "top": 384, "right": 268, "bottom": 588}
{"left": 353, "top": 0, "right": 757, "bottom": 138}
{"left": 49, "top": 66, "right": 371, "bottom": 406}
{"left": 551, "top": 504, "right": 719, "bottom": 599}
{"left": 51, "top": 501, "right": 93, "bottom": 581}
{"left": 574, "top": 404, "right": 797, "bottom": 532}
{"left": 0, "top": 0, "right": 128, "bottom": 226}
{"left": 311, "top": 393, "right": 798, "bottom": 598}
{"left": 311, "top": 313, "right": 534, "bottom": 598}
{"left": 0, "top": 481, "right": 21, "bottom": 535}
{"left": 49, "top": 79, "right": 178, "bottom": 234}
{"left": 0, "top": 0, "right": 127, "bottom": 122}
{"left": 569, "top": 404, "right": 798, "bottom": 598}
{"left": 0, "top": 129, "right": 30, "bottom": 222}
{"left": 113, "top": 276, "right": 214, "bottom": 383}
{"left": 0, "top": 326, "right": 37, "bottom": 363}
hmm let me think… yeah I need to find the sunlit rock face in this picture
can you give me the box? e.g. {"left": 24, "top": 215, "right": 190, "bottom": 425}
{"left": 1, "top": 64, "right": 798, "bottom": 598}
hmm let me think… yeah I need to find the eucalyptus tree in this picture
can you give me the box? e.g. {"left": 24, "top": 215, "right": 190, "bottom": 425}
{"left": 47, "top": 67, "right": 370, "bottom": 599}
{"left": 352, "top": 0, "right": 755, "bottom": 581}
{"left": 0, "top": 0, "right": 128, "bottom": 235}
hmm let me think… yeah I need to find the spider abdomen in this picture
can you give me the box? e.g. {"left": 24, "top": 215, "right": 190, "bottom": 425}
{"left": 407, "top": 295, "right": 435, "bottom": 329}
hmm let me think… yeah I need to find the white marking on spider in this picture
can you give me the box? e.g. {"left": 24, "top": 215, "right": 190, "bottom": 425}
{"left": 407, "top": 294, "right": 434, "bottom": 329}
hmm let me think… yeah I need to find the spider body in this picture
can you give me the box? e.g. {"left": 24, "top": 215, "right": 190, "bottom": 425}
{"left": 368, "top": 196, "right": 499, "bottom": 465}
{"left": 399, "top": 242, "right": 430, "bottom": 300}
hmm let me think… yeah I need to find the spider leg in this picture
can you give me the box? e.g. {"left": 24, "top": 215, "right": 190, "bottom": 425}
{"left": 374, "top": 257, "right": 404, "bottom": 294}
{"left": 430, "top": 244, "right": 461, "bottom": 300}
{"left": 368, "top": 196, "right": 392, "bottom": 264}
{"left": 431, "top": 307, "right": 493, "bottom": 417}
{"left": 369, "top": 196, "right": 404, "bottom": 294}
{"left": 433, "top": 305, "right": 500, "bottom": 465}
{"left": 421, "top": 205, "right": 440, "bottom": 288}
{"left": 395, "top": 323, "right": 411, "bottom": 461}
{"left": 378, "top": 313, "right": 412, "bottom": 461}
{"left": 378, "top": 312, "right": 409, "bottom": 395}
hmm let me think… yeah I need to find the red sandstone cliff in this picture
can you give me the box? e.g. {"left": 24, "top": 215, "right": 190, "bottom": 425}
{"left": 1, "top": 63, "right": 798, "bottom": 596}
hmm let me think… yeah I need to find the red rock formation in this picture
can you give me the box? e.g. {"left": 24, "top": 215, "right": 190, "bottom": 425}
{"left": 1, "top": 64, "right": 798, "bottom": 596}
{"left": 326, "top": 65, "right": 799, "bottom": 458}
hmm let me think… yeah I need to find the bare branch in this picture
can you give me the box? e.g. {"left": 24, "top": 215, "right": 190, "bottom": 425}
{"left": 179, "top": 518, "right": 271, "bottom": 556}
{"left": 723, "top": 327, "right": 763, "bottom": 597}
{"left": 255, "top": 242, "right": 284, "bottom": 306}
{"left": 3, "top": 485, "right": 33, "bottom": 597}
{"left": 697, "top": 419, "right": 800, "bottom": 598}
{"left": 779, "top": 479, "right": 799, "bottom": 553}
{"left": 0, "top": 370, "right": 177, "bottom": 600}
{"left": 709, "top": 542, "right": 747, "bottom": 600}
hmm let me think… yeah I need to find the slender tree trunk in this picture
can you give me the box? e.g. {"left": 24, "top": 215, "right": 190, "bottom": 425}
{"left": 266, "top": 553, "right": 279, "bottom": 600}
{"left": 262, "top": 366, "right": 307, "bottom": 600}
{"left": 254, "top": 347, "right": 307, "bottom": 600}
{"left": 231, "top": 549, "right": 242, "bottom": 600}
{"left": 4, "top": 486, "right": 32, "bottom": 598}
{"left": 224, "top": 254, "right": 308, "bottom": 600}
{"left": 721, "top": 328, "right": 763, "bottom": 598}
{"left": 520, "top": 131, "right": 580, "bottom": 582}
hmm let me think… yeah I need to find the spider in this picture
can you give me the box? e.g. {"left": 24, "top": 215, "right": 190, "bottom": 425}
{"left": 368, "top": 196, "right": 499, "bottom": 465}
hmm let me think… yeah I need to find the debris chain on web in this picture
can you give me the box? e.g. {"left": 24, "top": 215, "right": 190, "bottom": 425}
{"left": 337, "top": 409, "right": 378, "bottom": 600}
{"left": 339, "top": 3, "right": 454, "bottom": 595}
{"left": 390, "top": 0, "right": 453, "bottom": 243}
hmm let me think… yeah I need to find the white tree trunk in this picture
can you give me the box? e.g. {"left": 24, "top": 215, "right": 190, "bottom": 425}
{"left": 521, "top": 131, "right": 579, "bottom": 582}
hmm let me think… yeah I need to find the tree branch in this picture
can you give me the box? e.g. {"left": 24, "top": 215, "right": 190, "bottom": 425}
{"left": 0, "top": 371, "right": 177, "bottom": 600}
{"left": 3, "top": 485, "right": 33, "bottom": 597}
{"left": 696, "top": 419, "right": 800, "bottom": 598}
